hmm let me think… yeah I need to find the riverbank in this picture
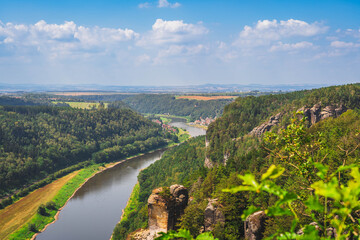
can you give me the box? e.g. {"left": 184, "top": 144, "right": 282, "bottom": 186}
{"left": 5, "top": 145, "right": 173, "bottom": 240}
{"left": 0, "top": 171, "right": 79, "bottom": 240}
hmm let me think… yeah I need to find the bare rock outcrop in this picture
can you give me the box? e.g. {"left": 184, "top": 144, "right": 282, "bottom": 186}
{"left": 244, "top": 211, "right": 268, "bottom": 240}
{"left": 204, "top": 199, "right": 225, "bottom": 232}
{"left": 299, "top": 104, "right": 347, "bottom": 125}
{"left": 148, "top": 184, "right": 188, "bottom": 233}
{"left": 250, "top": 113, "right": 282, "bottom": 137}
{"left": 204, "top": 156, "right": 214, "bottom": 168}
{"left": 250, "top": 104, "right": 347, "bottom": 138}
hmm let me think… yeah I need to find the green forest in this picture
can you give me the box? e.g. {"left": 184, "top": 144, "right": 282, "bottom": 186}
{"left": 113, "top": 84, "right": 360, "bottom": 240}
{"left": 71, "top": 94, "right": 233, "bottom": 120}
{"left": 0, "top": 105, "right": 171, "bottom": 207}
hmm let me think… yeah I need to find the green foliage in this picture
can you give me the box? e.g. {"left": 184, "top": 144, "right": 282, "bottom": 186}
{"left": 0, "top": 105, "right": 170, "bottom": 198}
{"left": 28, "top": 223, "right": 37, "bottom": 233}
{"left": 45, "top": 201, "right": 57, "bottom": 210}
{"left": 223, "top": 114, "right": 360, "bottom": 239}
{"left": 207, "top": 84, "right": 360, "bottom": 164}
{"left": 37, "top": 204, "right": 47, "bottom": 216}
{"left": 156, "top": 229, "right": 219, "bottom": 240}
{"left": 75, "top": 94, "right": 232, "bottom": 121}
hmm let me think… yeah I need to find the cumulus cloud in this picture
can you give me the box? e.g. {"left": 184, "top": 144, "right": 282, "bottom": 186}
{"left": 137, "top": 19, "right": 208, "bottom": 46}
{"left": 233, "top": 19, "right": 328, "bottom": 48}
{"left": 331, "top": 40, "right": 360, "bottom": 48}
{"left": 158, "top": 0, "right": 181, "bottom": 8}
{"left": 270, "top": 41, "right": 314, "bottom": 52}
{"left": 0, "top": 20, "right": 138, "bottom": 57}
{"left": 154, "top": 44, "right": 207, "bottom": 64}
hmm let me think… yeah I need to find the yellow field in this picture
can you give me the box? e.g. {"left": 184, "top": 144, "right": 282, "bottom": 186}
{"left": 0, "top": 171, "right": 79, "bottom": 240}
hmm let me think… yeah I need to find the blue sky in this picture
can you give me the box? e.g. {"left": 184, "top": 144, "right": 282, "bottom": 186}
{"left": 0, "top": 0, "right": 359, "bottom": 86}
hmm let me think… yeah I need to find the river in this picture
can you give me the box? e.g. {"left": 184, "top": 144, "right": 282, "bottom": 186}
{"left": 35, "top": 121, "right": 205, "bottom": 240}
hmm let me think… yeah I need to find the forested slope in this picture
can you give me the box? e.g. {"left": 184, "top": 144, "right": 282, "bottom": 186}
{"left": 74, "top": 94, "right": 232, "bottom": 121}
{"left": 0, "top": 106, "right": 168, "bottom": 200}
{"left": 116, "top": 84, "right": 360, "bottom": 240}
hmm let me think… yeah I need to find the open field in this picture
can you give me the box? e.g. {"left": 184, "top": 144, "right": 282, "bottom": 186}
{"left": 54, "top": 101, "right": 109, "bottom": 109}
{"left": 176, "top": 95, "right": 237, "bottom": 100}
{"left": 0, "top": 171, "right": 79, "bottom": 240}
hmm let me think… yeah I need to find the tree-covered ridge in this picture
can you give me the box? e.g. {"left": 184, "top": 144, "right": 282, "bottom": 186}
{"left": 115, "top": 84, "right": 360, "bottom": 240}
{"left": 158, "top": 110, "right": 360, "bottom": 240}
{"left": 0, "top": 105, "right": 168, "bottom": 198}
{"left": 72, "top": 94, "right": 233, "bottom": 121}
{"left": 207, "top": 84, "right": 360, "bottom": 163}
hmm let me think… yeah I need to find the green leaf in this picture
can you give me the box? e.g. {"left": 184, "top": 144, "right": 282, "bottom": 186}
{"left": 265, "top": 206, "right": 292, "bottom": 216}
{"left": 335, "top": 164, "right": 358, "bottom": 173}
{"left": 239, "top": 173, "right": 260, "bottom": 189}
{"left": 241, "top": 205, "right": 260, "bottom": 220}
{"left": 311, "top": 178, "right": 341, "bottom": 201}
{"left": 305, "top": 196, "right": 324, "bottom": 213}
{"left": 261, "top": 165, "right": 285, "bottom": 181}
{"left": 222, "top": 185, "right": 256, "bottom": 193}
{"left": 174, "top": 229, "right": 193, "bottom": 239}
{"left": 275, "top": 192, "right": 298, "bottom": 206}
{"left": 196, "top": 232, "right": 219, "bottom": 240}
{"left": 313, "top": 162, "right": 328, "bottom": 180}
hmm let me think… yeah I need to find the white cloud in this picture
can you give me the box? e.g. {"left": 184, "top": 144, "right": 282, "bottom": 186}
{"left": 158, "top": 0, "right": 181, "bottom": 8}
{"left": 233, "top": 19, "right": 328, "bottom": 48}
{"left": 154, "top": 44, "right": 207, "bottom": 64}
{"left": 0, "top": 20, "right": 138, "bottom": 57}
{"left": 136, "top": 54, "right": 151, "bottom": 64}
{"left": 137, "top": 19, "right": 208, "bottom": 46}
{"left": 270, "top": 41, "right": 314, "bottom": 52}
{"left": 331, "top": 41, "right": 360, "bottom": 48}
{"left": 138, "top": 2, "right": 151, "bottom": 8}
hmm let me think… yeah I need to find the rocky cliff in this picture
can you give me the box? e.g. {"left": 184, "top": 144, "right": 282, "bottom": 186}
{"left": 130, "top": 184, "right": 188, "bottom": 240}
{"left": 250, "top": 104, "right": 347, "bottom": 137}
{"left": 203, "top": 199, "right": 225, "bottom": 232}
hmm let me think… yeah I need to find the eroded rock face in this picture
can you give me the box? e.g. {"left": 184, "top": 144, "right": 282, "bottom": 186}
{"left": 128, "top": 229, "right": 160, "bottom": 240}
{"left": 204, "top": 199, "right": 225, "bottom": 232}
{"left": 204, "top": 156, "right": 214, "bottom": 168}
{"left": 299, "top": 104, "right": 347, "bottom": 125}
{"left": 244, "top": 211, "right": 268, "bottom": 240}
{"left": 250, "top": 104, "right": 347, "bottom": 138}
{"left": 250, "top": 113, "right": 282, "bottom": 137}
{"left": 147, "top": 185, "right": 189, "bottom": 232}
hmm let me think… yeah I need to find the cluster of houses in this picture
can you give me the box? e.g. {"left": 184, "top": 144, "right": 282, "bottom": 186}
{"left": 191, "top": 117, "right": 216, "bottom": 126}
{"left": 152, "top": 119, "right": 177, "bottom": 133}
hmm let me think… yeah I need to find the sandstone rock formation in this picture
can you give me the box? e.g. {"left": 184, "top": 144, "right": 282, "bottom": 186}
{"left": 250, "top": 104, "right": 347, "bottom": 137}
{"left": 148, "top": 184, "right": 188, "bottom": 232}
{"left": 244, "top": 211, "right": 268, "bottom": 240}
{"left": 204, "top": 156, "right": 214, "bottom": 168}
{"left": 250, "top": 113, "right": 282, "bottom": 137}
{"left": 204, "top": 199, "right": 225, "bottom": 232}
{"left": 298, "top": 104, "right": 347, "bottom": 125}
{"left": 132, "top": 185, "right": 189, "bottom": 240}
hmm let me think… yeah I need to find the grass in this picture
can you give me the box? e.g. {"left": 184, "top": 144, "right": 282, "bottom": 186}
{"left": 53, "top": 101, "right": 109, "bottom": 109}
{"left": 7, "top": 166, "right": 100, "bottom": 240}
{"left": 160, "top": 117, "right": 171, "bottom": 124}
{"left": 177, "top": 127, "right": 190, "bottom": 142}
{"left": 144, "top": 113, "right": 190, "bottom": 122}
{"left": 120, "top": 183, "right": 140, "bottom": 223}
{"left": 0, "top": 171, "right": 79, "bottom": 240}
